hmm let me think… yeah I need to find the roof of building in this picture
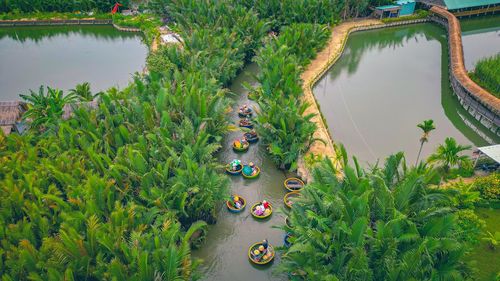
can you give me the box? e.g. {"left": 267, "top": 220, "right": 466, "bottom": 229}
{"left": 396, "top": 0, "right": 416, "bottom": 4}
{"left": 443, "top": 0, "right": 500, "bottom": 9}
{"left": 478, "top": 144, "right": 500, "bottom": 164}
{"left": 376, "top": 4, "right": 402, "bottom": 10}
{"left": 160, "top": 33, "right": 183, "bottom": 44}
{"left": 0, "top": 101, "right": 26, "bottom": 126}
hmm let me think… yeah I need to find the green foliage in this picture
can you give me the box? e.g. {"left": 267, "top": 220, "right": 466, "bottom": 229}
{"left": 381, "top": 10, "right": 429, "bottom": 23}
{"left": 428, "top": 137, "right": 472, "bottom": 175}
{"left": 69, "top": 82, "right": 100, "bottom": 102}
{"left": 471, "top": 173, "right": 500, "bottom": 203}
{"left": 0, "top": 11, "right": 112, "bottom": 20}
{"left": 238, "top": 0, "right": 392, "bottom": 29}
{"left": 0, "top": 0, "right": 130, "bottom": 13}
{"left": 253, "top": 23, "right": 330, "bottom": 170}
{"left": 280, "top": 151, "right": 474, "bottom": 280}
{"left": 455, "top": 209, "right": 485, "bottom": 245}
{"left": 112, "top": 13, "right": 161, "bottom": 46}
{"left": 0, "top": 1, "right": 275, "bottom": 278}
{"left": 469, "top": 53, "right": 500, "bottom": 98}
{"left": 20, "top": 86, "right": 78, "bottom": 131}
{"left": 415, "top": 119, "right": 435, "bottom": 165}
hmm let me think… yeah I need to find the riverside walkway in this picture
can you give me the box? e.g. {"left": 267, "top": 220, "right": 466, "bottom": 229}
{"left": 430, "top": 6, "right": 500, "bottom": 132}
{"left": 299, "top": 19, "right": 382, "bottom": 181}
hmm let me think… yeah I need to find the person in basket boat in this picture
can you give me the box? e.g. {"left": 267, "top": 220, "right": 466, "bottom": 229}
{"left": 233, "top": 138, "right": 249, "bottom": 149}
{"left": 231, "top": 195, "right": 243, "bottom": 209}
{"left": 243, "top": 162, "right": 257, "bottom": 176}
{"left": 239, "top": 104, "right": 252, "bottom": 116}
{"left": 251, "top": 239, "right": 272, "bottom": 262}
{"left": 230, "top": 159, "right": 242, "bottom": 171}
{"left": 244, "top": 129, "right": 258, "bottom": 140}
{"left": 240, "top": 118, "right": 252, "bottom": 127}
{"left": 253, "top": 200, "right": 271, "bottom": 216}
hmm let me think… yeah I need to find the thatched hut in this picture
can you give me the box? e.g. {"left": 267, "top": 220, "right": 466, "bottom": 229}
{"left": 0, "top": 101, "right": 27, "bottom": 135}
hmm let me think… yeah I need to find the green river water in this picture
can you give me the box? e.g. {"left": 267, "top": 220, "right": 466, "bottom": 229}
{"left": 313, "top": 16, "right": 500, "bottom": 165}
{"left": 1, "top": 18, "right": 498, "bottom": 281}
{"left": 195, "top": 16, "right": 500, "bottom": 281}
{"left": 0, "top": 25, "right": 147, "bottom": 101}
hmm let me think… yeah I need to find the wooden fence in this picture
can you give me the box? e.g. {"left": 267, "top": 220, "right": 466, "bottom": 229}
{"left": 430, "top": 6, "right": 500, "bottom": 135}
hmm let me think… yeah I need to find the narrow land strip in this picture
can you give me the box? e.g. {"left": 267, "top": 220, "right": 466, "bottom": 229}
{"left": 298, "top": 19, "right": 382, "bottom": 181}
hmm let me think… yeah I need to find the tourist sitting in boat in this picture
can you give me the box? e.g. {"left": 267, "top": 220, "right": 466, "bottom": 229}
{"left": 238, "top": 104, "right": 252, "bottom": 117}
{"left": 233, "top": 138, "right": 249, "bottom": 150}
{"left": 251, "top": 239, "right": 271, "bottom": 260}
{"left": 243, "top": 129, "right": 258, "bottom": 142}
{"left": 249, "top": 239, "right": 274, "bottom": 264}
{"left": 232, "top": 195, "right": 243, "bottom": 209}
{"left": 243, "top": 162, "right": 257, "bottom": 176}
{"left": 253, "top": 200, "right": 271, "bottom": 216}
{"left": 239, "top": 118, "right": 253, "bottom": 128}
{"left": 230, "top": 159, "right": 242, "bottom": 171}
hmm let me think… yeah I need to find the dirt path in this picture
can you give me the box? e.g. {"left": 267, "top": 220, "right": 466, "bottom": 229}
{"left": 298, "top": 19, "right": 382, "bottom": 181}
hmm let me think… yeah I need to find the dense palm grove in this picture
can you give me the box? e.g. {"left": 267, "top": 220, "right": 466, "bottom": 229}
{"left": 0, "top": 0, "right": 496, "bottom": 280}
{"left": 281, "top": 148, "right": 485, "bottom": 280}
{"left": 0, "top": 0, "right": 131, "bottom": 13}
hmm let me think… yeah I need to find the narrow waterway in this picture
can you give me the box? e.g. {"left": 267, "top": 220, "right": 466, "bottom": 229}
{"left": 313, "top": 16, "right": 500, "bottom": 165}
{"left": 193, "top": 63, "right": 287, "bottom": 281}
{"left": 0, "top": 25, "right": 147, "bottom": 101}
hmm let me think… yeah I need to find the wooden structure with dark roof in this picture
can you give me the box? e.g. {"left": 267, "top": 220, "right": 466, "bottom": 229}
{"left": 430, "top": 6, "right": 500, "bottom": 134}
{"left": 0, "top": 101, "right": 27, "bottom": 135}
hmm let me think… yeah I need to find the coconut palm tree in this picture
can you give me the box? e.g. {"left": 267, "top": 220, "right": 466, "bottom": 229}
{"left": 279, "top": 149, "right": 473, "bottom": 280}
{"left": 21, "top": 86, "right": 77, "bottom": 130}
{"left": 69, "top": 82, "right": 100, "bottom": 102}
{"left": 415, "top": 119, "right": 435, "bottom": 166}
{"left": 428, "top": 137, "right": 472, "bottom": 173}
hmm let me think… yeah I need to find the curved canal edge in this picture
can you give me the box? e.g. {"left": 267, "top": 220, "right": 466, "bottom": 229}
{"left": 298, "top": 18, "right": 431, "bottom": 181}
{"left": 0, "top": 18, "right": 169, "bottom": 52}
{"left": 429, "top": 7, "right": 500, "bottom": 134}
{"left": 298, "top": 15, "right": 500, "bottom": 181}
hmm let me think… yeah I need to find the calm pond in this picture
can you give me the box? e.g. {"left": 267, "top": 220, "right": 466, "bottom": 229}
{"left": 313, "top": 16, "right": 500, "bottom": 165}
{"left": 0, "top": 25, "right": 147, "bottom": 101}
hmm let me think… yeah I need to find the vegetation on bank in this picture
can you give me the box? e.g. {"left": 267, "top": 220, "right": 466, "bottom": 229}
{"left": 1, "top": 0, "right": 496, "bottom": 280}
{"left": 280, "top": 145, "right": 498, "bottom": 280}
{"left": 252, "top": 23, "right": 330, "bottom": 170}
{"left": 469, "top": 53, "right": 500, "bottom": 98}
{"left": 0, "top": 0, "right": 268, "bottom": 279}
{"left": 0, "top": 11, "right": 111, "bottom": 20}
{"left": 381, "top": 10, "right": 429, "bottom": 23}
{"left": 0, "top": 11, "right": 161, "bottom": 46}
{"left": 0, "top": 0, "right": 132, "bottom": 13}
{"left": 112, "top": 14, "right": 161, "bottom": 45}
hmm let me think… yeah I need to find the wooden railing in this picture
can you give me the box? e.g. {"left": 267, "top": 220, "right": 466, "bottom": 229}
{"left": 0, "top": 19, "right": 112, "bottom": 26}
{"left": 430, "top": 6, "right": 500, "bottom": 134}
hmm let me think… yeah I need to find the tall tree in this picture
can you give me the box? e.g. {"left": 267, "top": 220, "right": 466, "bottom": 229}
{"left": 415, "top": 119, "right": 435, "bottom": 166}
{"left": 280, "top": 148, "right": 473, "bottom": 280}
{"left": 428, "top": 137, "right": 472, "bottom": 173}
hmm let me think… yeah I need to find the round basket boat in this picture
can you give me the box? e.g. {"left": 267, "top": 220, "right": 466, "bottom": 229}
{"left": 284, "top": 233, "right": 292, "bottom": 247}
{"left": 242, "top": 166, "right": 260, "bottom": 179}
{"left": 284, "top": 177, "right": 305, "bottom": 192}
{"left": 244, "top": 132, "right": 259, "bottom": 143}
{"left": 251, "top": 202, "right": 272, "bottom": 219}
{"left": 239, "top": 120, "right": 254, "bottom": 129}
{"left": 225, "top": 164, "right": 243, "bottom": 175}
{"left": 285, "top": 216, "right": 292, "bottom": 229}
{"left": 238, "top": 111, "right": 253, "bottom": 118}
{"left": 233, "top": 141, "right": 250, "bottom": 152}
{"left": 226, "top": 195, "right": 246, "bottom": 213}
{"left": 284, "top": 192, "right": 301, "bottom": 208}
{"left": 248, "top": 242, "right": 275, "bottom": 265}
